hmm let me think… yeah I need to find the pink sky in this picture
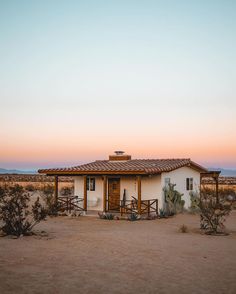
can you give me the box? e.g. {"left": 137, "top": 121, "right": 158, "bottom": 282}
{"left": 1, "top": 1, "right": 236, "bottom": 170}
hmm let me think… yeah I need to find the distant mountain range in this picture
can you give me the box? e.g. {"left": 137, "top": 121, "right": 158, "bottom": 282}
{"left": 0, "top": 167, "right": 236, "bottom": 176}
{"left": 0, "top": 168, "right": 36, "bottom": 174}
{"left": 208, "top": 168, "right": 236, "bottom": 177}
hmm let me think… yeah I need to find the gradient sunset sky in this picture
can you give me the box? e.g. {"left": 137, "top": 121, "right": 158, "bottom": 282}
{"left": 0, "top": 0, "right": 236, "bottom": 170}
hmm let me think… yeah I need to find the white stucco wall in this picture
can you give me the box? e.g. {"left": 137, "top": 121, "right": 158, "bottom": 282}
{"left": 74, "top": 176, "right": 103, "bottom": 211}
{"left": 120, "top": 176, "right": 136, "bottom": 200}
{"left": 120, "top": 175, "right": 161, "bottom": 201}
{"left": 161, "top": 166, "right": 200, "bottom": 209}
{"left": 74, "top": 167, "right": 200, "bottom": 212}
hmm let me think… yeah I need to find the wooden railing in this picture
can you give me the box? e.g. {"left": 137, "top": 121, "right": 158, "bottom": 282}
{"left": 120, "top": 199, "right": 137, "bottom": 215}
{"left": 107, "top": 197, "right": 158, "bottom": 216}
{"left": 58, "top": 196, "right": 84, "bottom": 212}
{"left": 140, "top": 199, "right": 158, "bottom": 215}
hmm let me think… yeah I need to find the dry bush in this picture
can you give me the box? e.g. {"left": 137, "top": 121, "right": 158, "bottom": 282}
{"left": 25, "top": 184, "right": 36, "bottom": 192}
{"left": 199, "top": 187, "right": 232, "bottom": 235}
{"left": 179, "top": 224, "right": 188, "bottom": 233}
{"left": 39, "top": 184, "right": 59, "bottom": 216}
{"left": 60, "top": 186, "right": 73, "bottom": 196}
{"left": 0, "top": 185, "right": 47, "bottom": 237}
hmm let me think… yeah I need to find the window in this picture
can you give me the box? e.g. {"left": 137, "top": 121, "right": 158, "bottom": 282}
{"left": 186, "top": 178, "right": 193, "bottom": 190}
{"left": 86, "top": 177, "right": 95, "bottom": 191}
{"left": 164, "top": 178, "right": 170, "bottom": 187}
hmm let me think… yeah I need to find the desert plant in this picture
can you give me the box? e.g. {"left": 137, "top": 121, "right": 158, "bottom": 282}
{"left": 98, "top": 212, "right": 115, "bottom": 220}
{"left": 127, "top": 213, "right": 139, "bottom": 221}
{"left": 25, "top": 184, "right": 36, "bottom": 192}
{"left": 163, "top": 183, "right": 185, "bottom": 215}
{"left": 41, "top": 184, "right": 54, "bottom": 196}
{"left": 0, "top": 185, "right": 47, "bottom": 237}
{"left": 60, "top": 186, "right": 73, "bottom": 196}
{"left": 39, "top": 184, "right": 59, "bottom": 216}
{"left": 199, "top": 187, "right": 232, "bottom": 235}
{"left": 179, "top": 224, "right": 188, "bottom": 233}
{"left": 189, "top": 191, "right": 200, "bottom": 213}
{"left": 159, "top": 208, "right": 168, "bottom": 218}
{"left": 44, "top": 196, "right": 59, "bottom": 216}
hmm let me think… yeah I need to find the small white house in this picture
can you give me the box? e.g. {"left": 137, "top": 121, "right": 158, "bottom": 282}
{"left": 38, "top": 151, "right": 207, "bottom": 215}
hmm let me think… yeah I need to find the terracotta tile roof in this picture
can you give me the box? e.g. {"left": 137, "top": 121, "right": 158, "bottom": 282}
{"left": 38, "top": 158, "right": 207, "bottom": 175}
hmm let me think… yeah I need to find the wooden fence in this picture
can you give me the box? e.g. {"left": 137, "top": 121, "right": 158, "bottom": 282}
{"left": 58, "top": 196, "right": 84, "bottom": 213}
{"left": 107, "top": 196, "right": 158, "bottom": 216}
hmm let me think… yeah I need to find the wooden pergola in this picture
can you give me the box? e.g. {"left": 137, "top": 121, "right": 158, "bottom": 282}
{"left": 200, "top": 171, "right": 221, "bottom": 202}
{"left": 53, "top": 174, "right": 146, "bottom": 215}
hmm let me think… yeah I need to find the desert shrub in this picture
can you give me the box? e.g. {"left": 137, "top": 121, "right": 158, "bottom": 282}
{"left": 0, "top": 184, "right": 47, "bottom": 237}
{"left": 60, "top": 186, "right": 73, "bottom": 196}
{"left": 41, "top": 184, "right": 54, "bottom": 196}
{"left": 44, "top": 197, "right": 60, "bottom": 216}
{"left": 0, "top": 186, "right": 4, "bottom": 198}
{"left": 39, "top": 184, "right": 59, "bottom": 216}
{"left": 25, "top": 184, "right": 36, "bottom": 192}
{"left": 179, "top": 224, "right": 188, "bottom": 233}
{"left": 127, "top": 213, "right": 139, "bottom": 221}
{"left": 199, "top": 187, "right": 232, "bottom": 235}
{"left": 189, "top": 191, "right": 200, "bottom": 213}
{"left": 98, "top": 212, "right": 115, "bottom": 220}
{"left": 163, "top": 183, "right": 185, "bottom": 215}
{"left": 159, "top": 208, "right": 169, "bottom": 218}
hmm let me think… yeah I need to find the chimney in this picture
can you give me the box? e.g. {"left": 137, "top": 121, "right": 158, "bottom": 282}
{"left": 109, "top": 151, "right": 131, "bottom": 161}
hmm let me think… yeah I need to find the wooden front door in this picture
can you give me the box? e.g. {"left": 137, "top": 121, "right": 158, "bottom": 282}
{"left": 108, "top": 178, "right": 120, "bottom": 211}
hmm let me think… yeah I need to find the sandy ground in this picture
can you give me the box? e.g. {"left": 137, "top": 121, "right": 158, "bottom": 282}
{"left": 0, "top": 212, "right": 236, "bottom": 294}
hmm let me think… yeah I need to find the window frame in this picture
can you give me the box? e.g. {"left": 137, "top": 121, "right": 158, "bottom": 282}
{"left": 86, "top": 177, "right": 96, "bottom": 191}
{"left": 186, "top": 177, "right": 193, "bottom": 190}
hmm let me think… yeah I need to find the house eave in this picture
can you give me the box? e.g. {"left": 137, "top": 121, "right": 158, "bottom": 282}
{"left": 39, "top": 170, "right": 149, "bottom": 176}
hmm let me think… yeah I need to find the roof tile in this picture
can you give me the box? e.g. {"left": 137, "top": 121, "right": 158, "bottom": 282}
{"left": 38, "top": 158, "right": 207, "bottom": 174}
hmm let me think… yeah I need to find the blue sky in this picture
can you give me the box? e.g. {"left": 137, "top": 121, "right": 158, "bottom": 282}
{"left": 0, "top": 0, "right": 236, "bottom": 169}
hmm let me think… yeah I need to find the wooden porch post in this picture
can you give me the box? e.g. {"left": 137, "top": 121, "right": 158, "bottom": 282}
{"left": 54, "top": 175, "right": 58, "bottom": 204}
{"left": 200, "top": 174, "right": 202, "bottom": 200}
{"left": 103, "top": 176, "right": 107, "bottom": 212}
{"left": 137, "top": 176, "right": 141, "bottom": 215}
{"left": 83, "top": 176, "right": 87, "bottom": 211}
{"left": 215, "top": 175, "right": 219, "bottom": 204}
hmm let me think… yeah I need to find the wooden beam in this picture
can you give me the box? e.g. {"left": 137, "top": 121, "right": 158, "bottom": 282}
{"left": 103, "top": 176, "right": 107, "bottom": 212}
{"left": 54, "top": 175, "right": 58, "bottom": 204}
{"left": 200, "top": 171, "right": 221, "bottom": 179}
{"left": 137, "top": 176, "right": 141, "bottom": 215}
{"left": 83, "top": 176, "right": 87, "bottom": 211}
{"left": 216, "top": 176, "right": 219, "bottom": 204}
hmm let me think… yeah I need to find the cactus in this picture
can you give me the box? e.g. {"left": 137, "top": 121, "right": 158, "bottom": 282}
{"left": 189, "top": 191, "right": 200, "bottom": 213}
{"left": 163, "top": 183, "right": 185, "bottom": 215}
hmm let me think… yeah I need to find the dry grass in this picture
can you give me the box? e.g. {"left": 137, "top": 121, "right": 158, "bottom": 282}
{"left": 179, "top": 224, "right": 188, "bottom": 233}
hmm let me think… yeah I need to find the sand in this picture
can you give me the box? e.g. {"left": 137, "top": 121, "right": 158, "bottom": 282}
{"left": 0, "top": 212, "right": 236, "bottom": 294}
